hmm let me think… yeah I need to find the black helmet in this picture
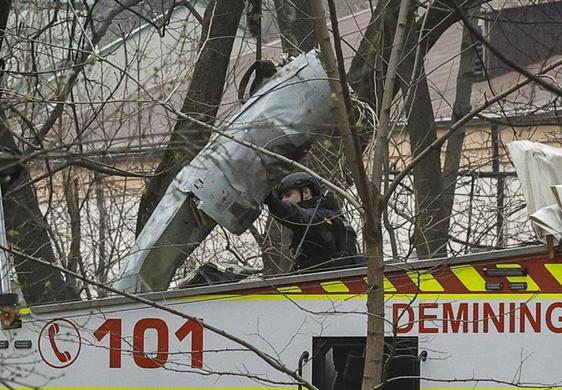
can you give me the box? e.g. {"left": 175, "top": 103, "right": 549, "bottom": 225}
{"left": 277, "top": 172, "right": 321, "bottom": 197}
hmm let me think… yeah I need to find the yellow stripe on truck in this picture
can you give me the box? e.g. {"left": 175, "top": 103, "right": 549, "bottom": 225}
{"left": 363, "top": 277, "right": 396, "bottom": 292}
{"left": 384, "top": 277, "right": 397, "bottom": 292}
{"left": 450, "top": 265, "right": 487, "bottom": 292}
{"left": 545, "top": 263, "right": 562, "bottom": 286}
{"left": 277, "top": 285, "right": 302, "bottom": 294}
{"left": 320, "top": 280, "right": 349, "bottom": 293}
{"left": 407, "top": 271, "right": 444, "bottom": 292}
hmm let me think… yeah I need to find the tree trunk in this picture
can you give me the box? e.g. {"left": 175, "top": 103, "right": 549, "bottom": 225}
{"left": 397, "top": 9, "right": 449, "bottom": 259}
{"left": 347, "top": 2, "right": 385, "bottom": 105}
{"left": 361, "top": 0, "right": 410, "bottom": 386}
{"left": 398, "top": 4, "right": 479, "bottom": 258}
{"left": 273, "top": 0, "right": 316, "bottom": 57}
{"left": 310, "top": 2, "right": 385, "bottom": 390}
{"left": 64, "top": 169, "right": 81, "bottom": 292}
{"left": 94, "top": 172, "right": 109, "bottom": 297}
{"left": 135, "top": 0, "right": 245, "bottom": 235}
{"left": 442, "top": 7, "right": 480, "bottom": 238}
{"left": 361, "top": 205, "right": 384, "bottom": 390}
{"left": 0, "top": 124, "right": 77, "bottom": 303}
{"left": 400, "top": 71, "right": 448, "bottom": 258}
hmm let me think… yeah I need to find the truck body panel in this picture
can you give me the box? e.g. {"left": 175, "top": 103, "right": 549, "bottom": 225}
{"left": 2, "top": 246, "right": 562, "bottom": 389}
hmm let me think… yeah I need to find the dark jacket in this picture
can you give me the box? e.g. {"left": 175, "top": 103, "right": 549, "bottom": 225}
{"left": 265, "top": 194, "right": 362, "bottom": 272}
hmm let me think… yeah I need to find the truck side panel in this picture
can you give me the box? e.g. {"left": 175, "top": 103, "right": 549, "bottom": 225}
{"left": 2, "top": 251, "right": 562, "bottom": 389}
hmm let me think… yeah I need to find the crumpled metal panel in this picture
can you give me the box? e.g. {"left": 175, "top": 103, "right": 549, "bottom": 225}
{"left": 114, "top": 51, "right": 336, "bottom": 292}
{"left": 114, "top": 191, "right": 215, "bottom": 292}
{"left": 179, "top": 50, "right": 336, "bottom": 233}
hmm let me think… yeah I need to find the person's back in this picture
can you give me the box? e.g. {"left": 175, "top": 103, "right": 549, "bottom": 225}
{"left": 264, "top": 172, "right": 362, "bottom": 272}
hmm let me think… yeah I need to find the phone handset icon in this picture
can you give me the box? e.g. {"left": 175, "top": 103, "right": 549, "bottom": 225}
{"left": 48, "top": 323, "right": 71, "bottom": 363}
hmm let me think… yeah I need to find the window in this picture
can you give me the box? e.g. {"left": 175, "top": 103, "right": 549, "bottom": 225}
{"left": 312, "top": 336, "right": 420, "bottom": 390}
{"left": 473, "top": 25, "right": 486, "bottom": 77}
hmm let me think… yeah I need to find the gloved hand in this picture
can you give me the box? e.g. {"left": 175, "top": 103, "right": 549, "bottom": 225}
{"left": 264, "top": 191, "right": 277, "bottom": 207}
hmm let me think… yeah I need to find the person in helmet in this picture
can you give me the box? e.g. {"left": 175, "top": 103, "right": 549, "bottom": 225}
{"left": 264, "top": 172, "right": 362, "bottom": 272}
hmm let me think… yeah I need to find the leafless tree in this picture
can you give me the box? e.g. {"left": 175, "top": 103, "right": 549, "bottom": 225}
{"left": 1, "top": 0, "right": 561, "bottom": 387}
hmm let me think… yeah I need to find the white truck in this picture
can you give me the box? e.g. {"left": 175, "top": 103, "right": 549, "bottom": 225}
{"left": 2, "top": 245, "right": 562, "bottom": 389}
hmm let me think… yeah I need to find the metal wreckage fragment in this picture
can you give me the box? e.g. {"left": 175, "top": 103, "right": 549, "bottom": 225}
{"left": 114, "top": 51, "right": 338, "bottom": 293}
